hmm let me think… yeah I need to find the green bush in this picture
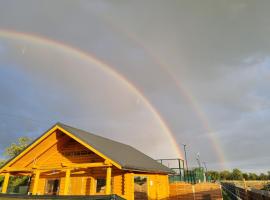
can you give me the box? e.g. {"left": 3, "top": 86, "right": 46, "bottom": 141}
{"left": 262, "top": 183, "right": 270, "bottom": 191}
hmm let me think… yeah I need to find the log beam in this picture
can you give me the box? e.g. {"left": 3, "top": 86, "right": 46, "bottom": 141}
{"left": 62, "top": 162, "right": 112, "bottom": 169}
{"left": 105, "top": 167, "right": 112, "bottom": 195}
{"left": 1, "top": 173, "right": 10, "bottom": 193}
{"left": 63, "top": 169, "right": 71, "bottom": 195}
{"left": 32, "top": 170, "right": 40, "bottom": 195}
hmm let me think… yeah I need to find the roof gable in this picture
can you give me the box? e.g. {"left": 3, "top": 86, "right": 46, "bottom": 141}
{"left": 56, "top": 123, "right": 173, "bottom": 173}
{"left": 1, "top": 123, "right": 173, "bottom": 174}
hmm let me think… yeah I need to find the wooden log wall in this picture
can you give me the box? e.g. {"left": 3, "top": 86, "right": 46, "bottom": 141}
{"left": 169, "top": 182, "right": 223, "bottom": 200}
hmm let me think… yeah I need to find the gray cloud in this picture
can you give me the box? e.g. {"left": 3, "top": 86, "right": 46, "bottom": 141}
{"left": 0, "top": 0, "right": 269, "bottom": 171}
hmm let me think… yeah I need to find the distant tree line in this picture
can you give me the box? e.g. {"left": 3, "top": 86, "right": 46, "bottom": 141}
{"left": 207, "top": 169, "right": 270, "bottom": 181}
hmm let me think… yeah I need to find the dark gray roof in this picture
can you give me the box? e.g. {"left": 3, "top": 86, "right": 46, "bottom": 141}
{"left": 56, "top": 122, "right": 173, "bottom": 174}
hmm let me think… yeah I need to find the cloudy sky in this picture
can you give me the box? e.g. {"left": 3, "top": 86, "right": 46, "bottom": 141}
{"left": 0, "top": 0, "right": 269, "bottom": 172}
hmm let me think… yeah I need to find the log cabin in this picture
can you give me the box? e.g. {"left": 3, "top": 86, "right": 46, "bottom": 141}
{"left": 0, "top": 123, "right": 173, "bottom": 200}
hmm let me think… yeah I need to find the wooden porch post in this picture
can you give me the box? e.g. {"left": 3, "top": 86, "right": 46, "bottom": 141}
{"left": 32, "top": 170, "right": 40, "bottom": 195}
{"left": 1, "top": 173, "right": 10, "bottom": 193}
{"left": 90, "top": 176, "right": 95, "bottom": 195}
{"left": 105, "top": 167, "right": 112, "bottom": 195}
{"left": 64, "top": 169, "right": 71, "bottom": 195}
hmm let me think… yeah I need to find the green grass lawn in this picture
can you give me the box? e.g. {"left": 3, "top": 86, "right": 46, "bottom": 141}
{"left": 222, "top": 189, "right": 232, "bottom": 200}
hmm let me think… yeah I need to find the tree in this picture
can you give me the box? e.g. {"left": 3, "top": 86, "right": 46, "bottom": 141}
{"left": 0, "top": 159, "right": 5, "bottom": 167}
{"left": 231, "top": 168, "right": 243, "bottom": 180}
{"left": 242, "top": 173, "right": 249, "bottom": 180}
{"left": 220, "top": 170, "right": 231, "bottom": 180}
{"left": 1, "top": 137, "right": 32, "bottom": 191}
{"left": 259, "top": 173, "right": 268, "bottom": 180}
{"left": 207, "top": 170, "right": 220, "bottom": 181}
{"left": 0, "top": 158, "right": 7, "bottom": 185}
{"left": 4, "top": 137, "right": 32, "bottom": 158}
{"left": 248, "top": 173, "right": 258, "bottom": 180}
{"left": 0, "top": 176, "right": 3, "bottom": 186}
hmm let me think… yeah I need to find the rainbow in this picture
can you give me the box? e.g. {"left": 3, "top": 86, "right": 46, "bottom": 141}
{"left": 139, "top": 50, "right": 227, "bottom": 169}
{"left": 99, "top": 19, "right": 227, "bottom": 168}
{"left": 0, "top": 29, "right": 183, "bottom": 159}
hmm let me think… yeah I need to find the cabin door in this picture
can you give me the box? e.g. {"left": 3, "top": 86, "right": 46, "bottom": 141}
{"left": 134, "top": 176, "right": 148, "bottom": 200}
{"left": 45, "top": 179, "right": 60, "bottom": 195}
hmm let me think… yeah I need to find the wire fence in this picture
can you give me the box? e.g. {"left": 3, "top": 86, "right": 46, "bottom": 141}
{"left": 157, "top": 158, "right": 207, "bottom": 184}
{"left": 221, "top": 182, "right": 270, "bottom": 200}
{"left": 169, "top": 168, "right": 206, "bottom": 184}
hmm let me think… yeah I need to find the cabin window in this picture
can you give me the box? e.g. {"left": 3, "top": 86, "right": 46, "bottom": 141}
{"left": 45, "top": 179, "right": 60, "bottom": 195}
{"left": 96, "top": 178, "right": 106, "bottom": 193}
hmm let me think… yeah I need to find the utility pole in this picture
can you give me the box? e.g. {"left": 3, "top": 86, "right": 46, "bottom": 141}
{"left": 202, "top": 162, "right": 207, "bottom": 172}
{"left": 196, "top": 152, "right": 202, "bottom": 168}
{"left": 203, "top": 161, "right": 208, "bottom": 182}
{"left": 181, "top": 144, "right": 189, "bottom": 171}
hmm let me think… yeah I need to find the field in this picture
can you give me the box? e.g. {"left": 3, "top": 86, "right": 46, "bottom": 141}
{"left": 223, "top": 180, "right": 270, "bottom": 190}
